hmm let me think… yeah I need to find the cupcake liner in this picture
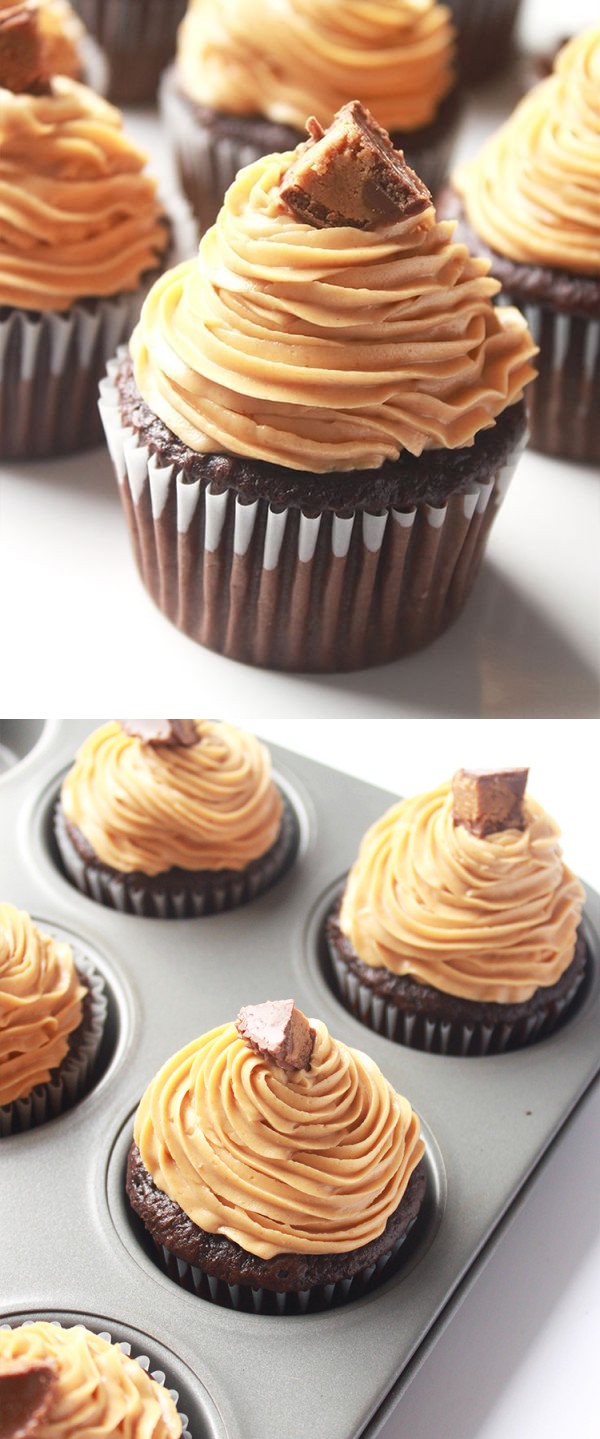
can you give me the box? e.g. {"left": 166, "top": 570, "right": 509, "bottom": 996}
{"left": 0, "top": 1320, "right": 191, "bottom": 1437}
{"left": 160, "top": 68, "right": 461, "bottom": 235}
{"left": 0, "top": 944, "right": 108, "bottom": 1137}
{"left": 329, "top": 951, "right": 586, "bottom": 1058}
{"left": 514, "top": 301, "right": 600, "bottom": 464}
{"left": 72, "top": 0, "right": 186, "bottom": 103}
{"left": 54, "top": 792, "right": 300, "bottom": 918}
{"left": 99, "top": 351, "right": 523, "bottom": 673}
{"left": 448, "top": 0, "right": 522, "bottom": 82}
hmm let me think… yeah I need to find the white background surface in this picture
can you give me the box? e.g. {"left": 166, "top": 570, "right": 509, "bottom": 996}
{"left": 0, "top": 1, "right": 599, "bottom": 717}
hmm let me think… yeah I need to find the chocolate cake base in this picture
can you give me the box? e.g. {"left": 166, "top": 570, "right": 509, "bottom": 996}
{"left": 53, "top": 791, "right": 300, "bottom": 919}
{"left": 0, "top": 959, "right": 107, "bottom": 1137}
{"left": 160, "top": 65, "right": 462, "bottom": 234}
{"left": 72, "top": 0, "right": 186, "bottom": 104}
{"left": 126, "top": 1141, "right": 427, "bottom": 1313}
{"left": 439, "top": 188, "right": 600, "bottom": 465}
{"left": 326, "top": 905, "right": 589, "bottom": 1056}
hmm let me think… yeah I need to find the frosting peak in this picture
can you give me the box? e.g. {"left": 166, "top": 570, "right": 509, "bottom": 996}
{"left": 0, "top": 904, "right": 85, "bottom": 1106}
{"left": 454, "top": 27, "right": 600, "bottom": 275}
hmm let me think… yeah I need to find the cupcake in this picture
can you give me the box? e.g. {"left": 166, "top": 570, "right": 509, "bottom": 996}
{"left": 54, "top": 719, "right": 300, "bottom": 918}
{"left": 327, "top": 768, "right": 588, "bottom": 1057}
{"left": 126, "top": 999, "right": 427, "bottom": 1313}
{"left": 100, "top": 102, "right": 536, "bottom": 673}
{"left": 446, "top": 0, "right": 522, "bottom": 84}
{"left": 0, "top": 1322, "right": 184, "bottom": 1437}
{"left": 442, "top": 29, "right": 600, "bottom": 464}
{"left": 0, "top": 2, "right": 170, "bottom": 461}
{"left": 71, "top": 0, "right": 186, "bottom": 105}
{"left": 162, "top": 0, "right": 461, "bottom": 233}
{"left": 0, "top": 904, "right": 107, "bottom": 1135}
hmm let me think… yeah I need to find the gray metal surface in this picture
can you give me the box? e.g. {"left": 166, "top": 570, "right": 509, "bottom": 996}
{"left": 1, "top": 720, "right": 599, "bottom": 1439}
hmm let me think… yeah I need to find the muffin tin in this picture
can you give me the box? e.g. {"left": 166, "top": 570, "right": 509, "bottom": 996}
{"left": 1, "top": 719, "right": 599, "bottom": 1439}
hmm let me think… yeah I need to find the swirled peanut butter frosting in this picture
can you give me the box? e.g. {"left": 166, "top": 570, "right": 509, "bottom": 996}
{"left": 131, "top": 149, "right": 536, "bottom": 472}
{"left": 0, "top": 77, "right": 167, "bottom": 311}
{"left": 0, "top": 904, "right": 85, "bottom": 1106}
{"left": 177, "top": 0, "right": 455, "bottom": 133}
{"left": 339, "top": 782, "right": 585, "bottom": 1004}
{"left": 454, "top": 27, "right": 600, "bottom": 275}
{"left": 0, "top": 1323, "right": 181, "bottom": 1438}
{"left": 60, "top": 720, "right": 283, "bottom": 876}
{"left": 134, "top": 1017, "right": 424, "bottom": 1257}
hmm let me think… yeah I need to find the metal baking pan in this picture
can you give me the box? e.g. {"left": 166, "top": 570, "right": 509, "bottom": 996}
{"left": 1, "top": 720, "right": 599, "bottom": 1439}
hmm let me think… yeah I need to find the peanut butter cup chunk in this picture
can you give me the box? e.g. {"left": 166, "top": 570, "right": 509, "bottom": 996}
{"left": 236, "top": 999, "right": 315, "bottom": 1071}
{"left": 119, "top": 719, "right": 198, "bottom": 748}
{"left": 452, "top": 768, "right": 529, "bottom": 837}
{"left": 0, "top": 1358, "right": 57, "bottom": 1439}
{"left": 279, "top": 101, "right": 432, "bottom": 231}
{"left": 0, "top": 2, "right": 49, "bottom": 93}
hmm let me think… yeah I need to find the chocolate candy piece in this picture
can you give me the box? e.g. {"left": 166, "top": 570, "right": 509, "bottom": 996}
{"left": 236, "top": 1000, "right": 315, "bottom": 1072}
{"left": 279, "top": 101, "right": 432, "bottom": 231}
{"left": 452, "top": 768, "right": 529, "bottom": 837}
{"left": 0, "top": 2, "right": 48, "bottom": 93}
{"left": 119, "top": 720, "right": 198, "bottom": 747}
{"left": 0, "top": 1359, "right": 57, "bottom": 1439}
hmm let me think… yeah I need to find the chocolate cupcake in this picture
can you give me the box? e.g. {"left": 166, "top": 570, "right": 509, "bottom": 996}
{"left": 442, "top": 29, "right": 600, "bottom": 464}
{"left": 162, "top": 0, "right": 461, "bottom": 233}
{"left": 126, "top": 999, "right": 427, "bottom": 1313}
{"left": 446, "top": 0, "right": 522, "bottom": 83}
{"left": 100, "top": 103, "right": 536, "bottom": 672}
{"left": 0, "top": 1322, "right": 185, "bottom": 1437}
{"left": 327, "top": 769, "right": 588, "bottom": 1057}
{"left": 71, "top": 0, "right": 186, "bottom": 104}
{"left": 0, "top": 2, "right": 169, "bottom": 460}
{"left": 54, "top": 719, "right": 299, "bottom": 918}
{"left": 0, "top": 904, "right": 107, "bottom": 1136}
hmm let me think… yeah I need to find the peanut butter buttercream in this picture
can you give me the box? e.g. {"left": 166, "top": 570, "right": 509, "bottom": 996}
{"left": 60, "top": 720, "right": 283, "bottom": 876}
{"left": 0, "top": 77, "right": 167, "bottom": 311}
{"left": 134, "top": 1018, "right": 424, "bottom": 1258}
{"left": 177, "top": 0, "right": 455, "bottom": 134}
{"left": 339, "top": 782, "right": 585, "bottom": 1004}
{"left": 0, "top": 904, "right": 85, "bottom": 1106}
{"left": 131, "top": 148, "right": 536, "bottom": 472}
{"left": 454, "top": 27, "right": 600, "bottom": 275}
{"left": 0, "top": 1323, "right": 181, "bottom": 1438}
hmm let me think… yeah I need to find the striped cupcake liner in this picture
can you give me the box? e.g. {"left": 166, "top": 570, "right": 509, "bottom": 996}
{"left": 72, "top": 0, "right": 186, "bottom": 103}
{"left": 448, "top": 0, "right": 522, "bottom": 81}
{"left": 53, "top": 794, "right": 300, "bottom": 919}
{"left": 99, "top": 352, "right": 523, "bottom": 672}
{"left": 514, "top": 302, "right": 600, "bottom": 465}
{"left": 0, "top": 1321, "right": 191, "bottom": 1437}
{"left": 0, "top": 945, "right": 108, "bottom": 1137}
{"left": 329, "top": 952, "right": 585, "bottom": 1057}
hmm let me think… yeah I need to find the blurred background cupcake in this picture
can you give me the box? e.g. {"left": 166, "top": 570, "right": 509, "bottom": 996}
{"left": 0, "top": 1, "right": 169, "bottom": 460}
{"left": 442, "top": 28, "right": 600, "bottom": 464}
{"left": 162, "top": 0, "right": 461, "bottom": 234}
{"left": 446, "top": 0, "right": 522, "bottom": 83}
{"left": 126, "top": 999, "right": 427, "bottom": 1313}
{"left": 70, "top": 0, "right": 186, "bottom": 104}
{"left": 100, "top": 103, "right": 536, "bottom": 672}
{"left": 327, "top": 768, "right": 588, "bottom": 1056}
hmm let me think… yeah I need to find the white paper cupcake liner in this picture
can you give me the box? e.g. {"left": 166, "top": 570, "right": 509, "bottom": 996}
{"left": 0, "top": 1320, "right": 191, "bottom": 1437}
{"left": 0, "top": 944, "right": 108, "bottom": 1137}
{"left": 330, "top": 952, "right": 584, "bottom": 1057}
{"left": 99, "top": 351, "right": 523, "bottom": 672}
{"left": 515, "top": 302, "right": 600, "bottom": 464}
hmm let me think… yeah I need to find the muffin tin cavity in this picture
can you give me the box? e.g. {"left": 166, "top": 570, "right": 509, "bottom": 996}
{"left": 0, "top": 1312, "right": 226, "bottom": 1439}
{"left": 0, "top": 720, "right": 47, "bottom": 778}
{"left": 106, "top": 1109, "right": 445, "bottom": 1318}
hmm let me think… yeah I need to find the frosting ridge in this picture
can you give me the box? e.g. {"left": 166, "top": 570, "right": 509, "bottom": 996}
{"left": 339, "top": 781, "right": 585, "bottom": 1003}
{"left": 134, "top": 1018, "right": 424, "bottom": 1258}
{"left": 0, "top": 904, "right": 85, "bottom": 1106}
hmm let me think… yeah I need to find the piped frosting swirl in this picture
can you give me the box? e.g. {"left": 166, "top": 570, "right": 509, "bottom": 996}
{"left": 0, "top": 1323, "right": 181, "bottom": 1438}
{"left": 454, "top": 27, "right": 600, "bottom": 275}
{"left": 339, "top": 781, "right": 585, "bottom": 1003}
{"left": 131, "top": 148, "right": 536, "bottom": 472}
{"left": 177, "top": 0, "right": 455, "bottom": 133}
{"left": 0, "top": 904, "right": 85, "bottom": 1106}
{"left": 60, "top": 720, "right": 284, "bottom": 876}
{"left": 134, "top": 1017, "right": 424, "bottom": 1258}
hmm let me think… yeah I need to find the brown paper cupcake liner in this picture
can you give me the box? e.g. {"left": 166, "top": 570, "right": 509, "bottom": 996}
{"left": 514, "top": 301, "right": 600, "bottom": 465}
{"left": 72, "top": 0, "right": 186, "bottom": 103}
{"left": 0, "top": 1321, "right": 191, "bottom": 1436}
{"left": 53, "top": 793, "right": 300, "bottom": 918}
{"left": 160, "top": 67, "right": 461, "bottom": 235}
{"left": 99, "top": 353, "right": 523, "bottom": 672}
{"left": 448, "top": 0, "right": 522, "bottom": 82}
{"left": 0, "top": 945, "right": 108, "bottom": 1137}
{"left": 328, "top": 951, "right": 586, "bottom": 1058}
